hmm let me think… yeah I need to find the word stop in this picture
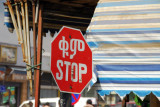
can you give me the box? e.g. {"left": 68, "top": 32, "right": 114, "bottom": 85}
{"left": 56, "top": 60, "right": 87, "bottom": 83}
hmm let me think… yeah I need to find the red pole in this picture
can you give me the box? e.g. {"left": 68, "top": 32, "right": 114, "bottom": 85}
{"left": 35, "top": 4, "right": 43, "bottom": 107}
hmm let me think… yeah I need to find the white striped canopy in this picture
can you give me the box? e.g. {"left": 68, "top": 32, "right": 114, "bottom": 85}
{"left": 4, "top": 7, "right": 14, "bottom": 33}
{"left": 87, "top": 0, "right": 160, "bottom": 100}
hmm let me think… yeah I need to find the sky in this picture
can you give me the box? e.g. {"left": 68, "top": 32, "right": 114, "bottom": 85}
{"left": 0, "top": 0, "right": 53, "bottom": 54}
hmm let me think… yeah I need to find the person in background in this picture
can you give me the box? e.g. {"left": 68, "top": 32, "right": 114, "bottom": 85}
{"left": 43, "top": 102, "right": 50, "bottom": 107}
{"left": 4, "top": 101, "right": 9, "bottom": 107}
{"left": 84, "top": 99, "right": 94, "bottom": 107}
{"left": 28, "top": 101, "right": 33, "bottom": 107}
{"left": 22, "top": 101, "right": 33, "bottom": 107}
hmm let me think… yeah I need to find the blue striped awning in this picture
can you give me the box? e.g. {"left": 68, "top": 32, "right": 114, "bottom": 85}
{"left": 4, "top": 6, "right": 14, "bottom": 33}
{"left": 86, "top": 0, "right": 160, "bottom": 100}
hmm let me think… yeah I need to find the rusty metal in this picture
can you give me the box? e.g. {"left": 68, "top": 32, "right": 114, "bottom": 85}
{"left": 35, "top": 4, "right": 43, "bottom": 107}
{"left": 20, "top": 0, "right": 28, "bottom": 63}
{"left": 35, "top": 0, "right": 39, "bottom": 24}
{"left": 7, "top": 0, "right": 32, "bottom": 96}
{"left": 24, "top": 0, "right": 33, "bottom": 96}
{"left": 7, "top": 0, "right": 20, "bottom": 43}
{"left": 32, "top": 0, "right": 37, "bottom": 97}
{"left": 15, "top": 1, "right": 26, "bottom": 62}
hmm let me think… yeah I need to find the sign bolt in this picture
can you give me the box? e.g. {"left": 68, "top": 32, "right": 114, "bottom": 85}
{"left": 70, "top": 86, "right": 72, "bottom": 89}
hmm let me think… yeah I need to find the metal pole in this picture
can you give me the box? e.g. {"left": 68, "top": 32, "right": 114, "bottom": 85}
{"left": 121, "top": 94, "right": 129, "bottom": 107}
{"left": 20, "top": 0, "right": 28, "bottom": 63}
{"left": 15, "top": 1, "right": 26, "bottom": 61}
{"left": 6, "top": 0, "right": 20, "bottom": 42}
{"left": 25, "top": 0, "right": 33, "bottom": 96}
{"left": 35, "top": 4, "right": 43, "bottom": 107}
{"left": 32, "top": 0, "right": 37, "bottom": 97}
{"left": 60, "top": 92, "right": 72, "bottom": 107}
{"left": 35, "top": 0, "right": 39, "bottom": 24}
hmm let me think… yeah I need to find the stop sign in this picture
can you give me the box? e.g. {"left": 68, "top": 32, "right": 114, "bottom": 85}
{"left": 51, "top": 26, "right": 92, "bottom": 93}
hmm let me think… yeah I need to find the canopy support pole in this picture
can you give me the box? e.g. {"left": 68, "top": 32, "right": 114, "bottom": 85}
{"left": 24, "top": 0, "right": 33, "bottom": 96}
{"left": 122, "top": 94, "right": 129, "bottom": 107}
{"left": 32, "top": 0, "right": 37, "bottom": 97}
{"left": 6, "top": 0, "right": 20, "bottom": 42}
{"left": 150, "top": 93, "right": 160, "bottom": 107}
{"left": 35, "top": 4, "right": 43, "bottom": 107}
{"left": 20, "top": 0, "right": 28, "bottom": 63}
{"left": 15, "top": 1, "right": 26, "bottom": 62}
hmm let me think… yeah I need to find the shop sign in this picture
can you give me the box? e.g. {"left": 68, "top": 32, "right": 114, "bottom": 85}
{"left": 12, "top": 74, "right": 27, "bottom": 81}
{"left": 0, "top": 67, "right": 5, "bottom": 79}
{"left": 0, "top": 45, "right": 17, "bottom": 64}
{"left": 0, "top": 85, "right": 6, "bottom": 92}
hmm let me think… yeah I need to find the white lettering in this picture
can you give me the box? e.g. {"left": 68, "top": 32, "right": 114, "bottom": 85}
{"left": 59, "top": 36, "right": 69, "bottom": 58}
{"left": 70, "top": 39, "right": 85, "bottom": 59}
{"left": 56, "top": 60, "right": 88, "bottom": 83}
{"left": 59, "top": 36, "right": 85, "bottom": 59}
{"left": 64, "top": 61, "right": 71, "bottom": 81}
{"left": 56, "top": 60, "right": 63, "bottom": 80}
{"left": 71, "top": 62, "right": 78, "bottom": 82}
{"left": 78, "top": 40, "right": 85, "bottom": 51}
{"left": 79, "top": 63, "right": 87, "bottom": 83}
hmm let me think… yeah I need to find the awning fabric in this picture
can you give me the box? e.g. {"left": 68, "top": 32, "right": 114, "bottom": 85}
{"left": 4, "top": 6, "right": 14, "bottom": 33}
{"left": 86, "top": 0, "right": 160, "bottom": 100}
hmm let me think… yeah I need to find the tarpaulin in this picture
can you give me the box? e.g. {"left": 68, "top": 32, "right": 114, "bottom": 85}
{"left": 86, "top": 0, "right": 160, "bottom": 100}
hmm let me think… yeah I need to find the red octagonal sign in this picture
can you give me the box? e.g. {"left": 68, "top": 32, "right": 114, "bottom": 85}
{"left": 51, "top": 26, "right": 92, "bottom": 93}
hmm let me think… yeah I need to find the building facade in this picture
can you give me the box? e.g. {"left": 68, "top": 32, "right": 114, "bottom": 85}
{"left": 0, "top": 43, "right": 27, "bottom": 106}
{"left": 0, "top": 43, "right": 59, "bottom": 106}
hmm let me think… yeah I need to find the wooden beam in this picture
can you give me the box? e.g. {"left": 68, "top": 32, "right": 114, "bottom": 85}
{"left": 43, "top": 3, "right": 95, "bottom": 16}
{"left": 42, "top": 10, "right": 93, "bottom": 19}
{"left": 42, "top": 0, "right": 98, "bottom": 6}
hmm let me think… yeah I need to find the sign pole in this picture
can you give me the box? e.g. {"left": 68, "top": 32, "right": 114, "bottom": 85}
{"left": 32, "top": 0, "right": 37, "bottom": 97}
{"left": 60, "top": 92, "right": 72, "bottom": 107}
